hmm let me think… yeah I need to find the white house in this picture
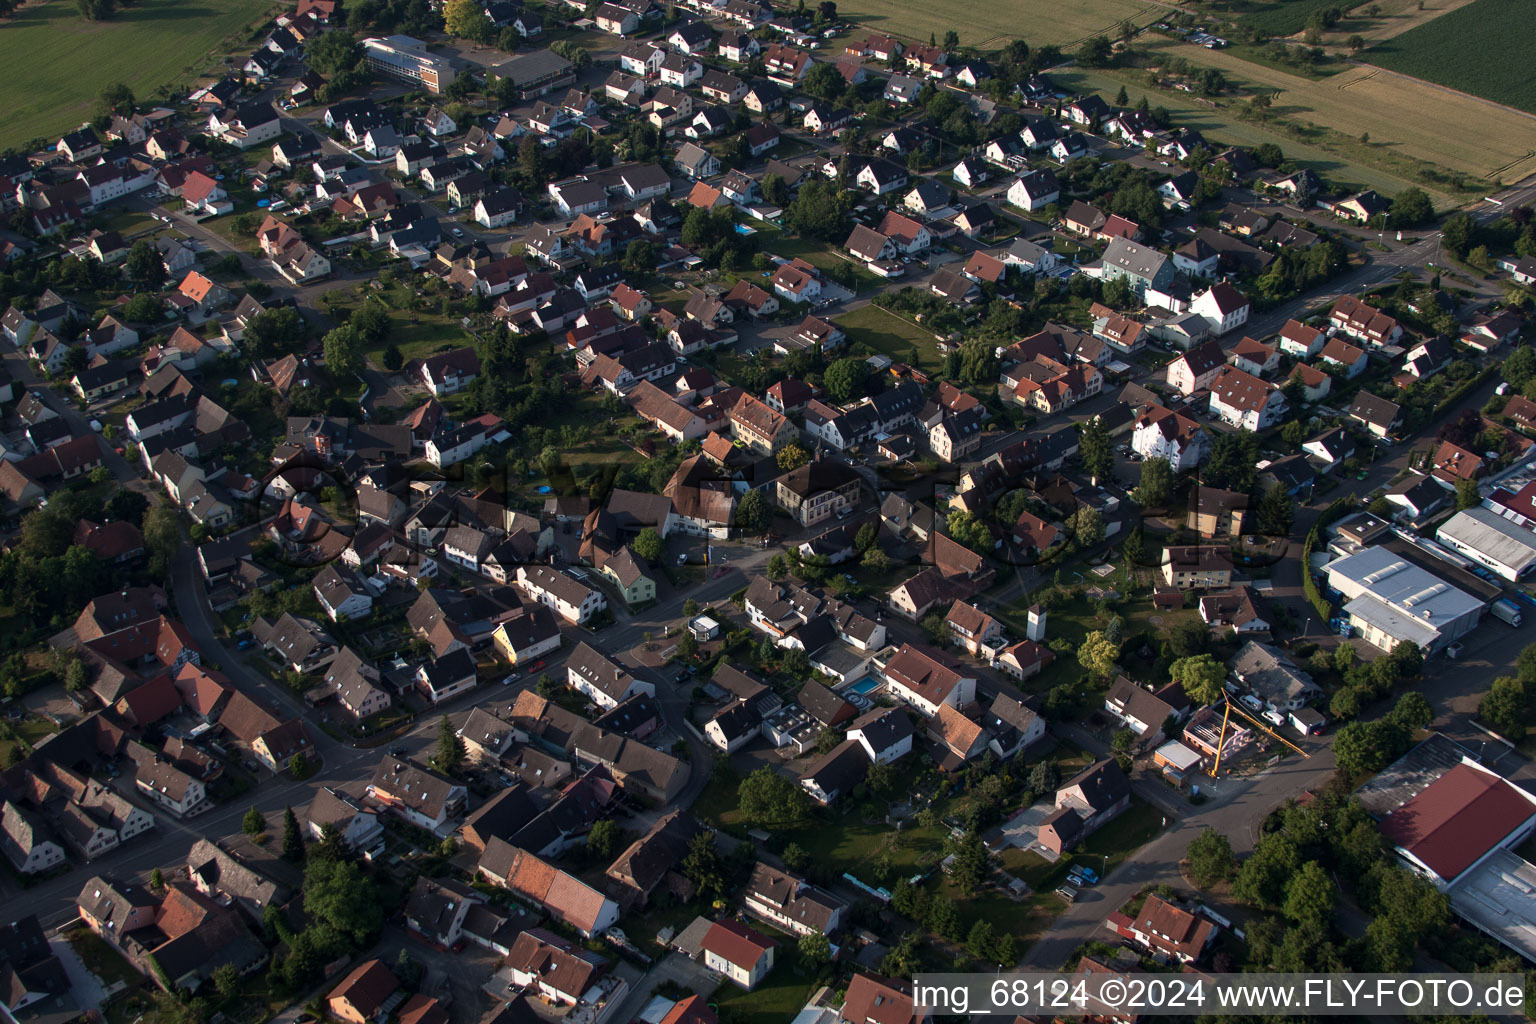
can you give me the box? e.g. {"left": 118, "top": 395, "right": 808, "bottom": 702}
{"left": 1131, "top": 405, "right": 1209, "bottom": 472}
{"left": 1191, "top": 283, "right": 1250, "bottom": 337}
{"left": 313, "top": 564, "right": 374, "bottom": 621}
{"left": 700, "top": 920, "right": 776, "bottom": 990}
{"left": 846, "top": 707, "right": 914, "bottom": 764}
{"left": 517, "top": 565, "right": 607, "bottom": 625}
{"left": 1006, "top": 169, "right": 1059, "bottom": 212}
{"left": 565, "top": 641, "right": 655, "bottom": 709}
{"left": 1208, "top": 366, "right": 1287, "bottom": 431}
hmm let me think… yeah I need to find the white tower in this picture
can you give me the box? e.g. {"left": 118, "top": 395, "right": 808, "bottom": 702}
{"left": 1026, "top": 603, "right": 1046, "bottom": 642}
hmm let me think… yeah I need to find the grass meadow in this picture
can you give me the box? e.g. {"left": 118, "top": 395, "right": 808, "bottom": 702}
{"left": 0, "top": 0, "right": 278, "bottom": 150}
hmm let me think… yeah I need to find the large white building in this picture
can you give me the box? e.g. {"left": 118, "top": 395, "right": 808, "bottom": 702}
{"left": 1436, "top": 507, "right": 1536, "bottom": 583}
{"left": 362, "top": 36, "right": 457, "bottom": 93}
{"left": 1322, "top": 545, "right": 1485, "bottom": 654}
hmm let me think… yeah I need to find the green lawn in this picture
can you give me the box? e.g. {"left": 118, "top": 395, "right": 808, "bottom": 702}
{"left": 322, "top": 282, "right": 477, "bottom": 367}
{"left": 835, "top": 302, "right": 945, "bottom": 370}
{"left": 0, "top": 0, "right": 281, "bottom": 151}
{"left": 992, "top": 588, "right": 1200, "bottom": 697}
{"left": 711, "top": 962, "right": 819, "bottom": 1024}
{"left": 0, "top": 717, "right": 59, "bottom": 765}
{"left": 759, "top": 229, "right": 886, "bottom": 293}
{"left": 102, "top": 210, "right": 161, "bottom": 239}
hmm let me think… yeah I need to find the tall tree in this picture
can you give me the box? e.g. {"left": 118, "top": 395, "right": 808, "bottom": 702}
{"left": 302, "top": 856, "right": 382, "bottom": 945}
{"left": 1133, "top": 456, "right": 1172, "bottom": 508}
{"left": 98, "top": 81, "right": 135, "bottom": 116}
{"left": 1078, "top": 416, "right": 1112, "bottom": 483}
{"left": 281, "top": 806, "right": 306, "bottom": 862}
{"left": 734, "top": 489, "right": 769, "bottom": 534}
{"left": 350, "top": 300, "right": 392, "bottom": 346}
{"left": 432, "top": 714, "right": 464, "bottom": 773}
{"left": 323, "top": 324, "right": 364, "bottom": 379}
{"left": 124, "top": 240, "right": 165, "bottom": 290}
{"left": 1077, "top": 630, "right": 1118, "bottom": 679}
{"left": 1186, "top": 827, "right": 1236, "bottom": 887}
{"left": 824, "top": 357, "right": 865, "bottom": 402}
{"left": 1256, "top": 483, "right": 1294, "bottom": 535}
{"left": 307, "top": 30, "right": 362, "bottom": 78}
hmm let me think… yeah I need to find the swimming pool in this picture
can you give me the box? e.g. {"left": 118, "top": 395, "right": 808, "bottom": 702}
{"left": 848, "top": 676, "right": 881, "bottom": 696}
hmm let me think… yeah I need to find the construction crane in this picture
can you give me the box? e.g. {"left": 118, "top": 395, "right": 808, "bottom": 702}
{"left": 1209, "top": 696, "right": 1309, "bottom": 777}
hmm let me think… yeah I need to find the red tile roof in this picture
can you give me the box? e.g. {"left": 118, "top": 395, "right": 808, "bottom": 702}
{"left": 1380, "top": 762, "right": 1536, "bottom": 882}
{"left": 842, "top": 974, "right": 923, "bottom": 1024}
{"left": 700, "top": 918, "right": 776, "bottom": 970}
{"left": 329, "top": 960, "right": 399, "bottom": 1017}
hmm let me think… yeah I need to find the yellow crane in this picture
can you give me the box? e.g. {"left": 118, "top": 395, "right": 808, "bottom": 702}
{"left": 1209, "top": 696, "right": 1309, "bottom": 777}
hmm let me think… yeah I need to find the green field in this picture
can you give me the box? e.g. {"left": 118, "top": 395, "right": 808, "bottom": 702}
{"left": 0, "top": 0, "right": 279, "bottom": 151}
{"left": 833, "top": 0, "right": 1162, "bottom": 50}
{"left": 1220, "top": 0, "right": 1370, "bottom": 37}
{"left": 1362, "top": 0, "right": 1536, "bottom": 114}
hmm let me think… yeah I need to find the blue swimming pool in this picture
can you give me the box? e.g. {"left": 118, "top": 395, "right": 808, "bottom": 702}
{"left": 848, "top": 676, "right": 881, "bottom": 696}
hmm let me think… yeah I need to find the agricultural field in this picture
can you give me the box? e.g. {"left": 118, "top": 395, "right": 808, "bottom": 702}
{"left": 1214, "top": 0, "right": 1371, "bottom": 37}
{"left": 832, "top": 0, "right": 1162, "bottom": 50}
{"left": 1305, "top": 0, "right": 1480, "bottom": 51}
{"left": 0, "top": 0, "right": 278, "bottom": 152}
{"left": 1134, "top": 36, "right": 1536, "bottom": 184}
{"left": 1361, "top": 0, "right": 1536, "bottom": 115}
{"left": 1055, "top": 67, "right": 1447, "bottom": 201}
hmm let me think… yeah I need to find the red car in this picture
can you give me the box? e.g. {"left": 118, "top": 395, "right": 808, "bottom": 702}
{"left": 530, "top": 660, "right": 546, "bottom": 671}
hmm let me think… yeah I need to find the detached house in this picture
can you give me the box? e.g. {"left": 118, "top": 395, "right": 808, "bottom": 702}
{"left": 1006, "top": 169, "right": 1060, "bottom": 212}
{"left": 743, "top": 862, "right": 845, "bottom": 938}
{"left": 1132, "top": 404, "right": 1208, "bottom": 472}
{"left": 1191, "top": 283, "right": 1250, "bottom": 336}
{"left": 700, "top": 920, "right": 776, "bottom": 990}
{"left": 1167, "top": 340, "right": 1226, "bottom": 397}
{"left": 1208, "top": 366, "right": 1286, "bottom": 431}
{"left": 881, "top": 644, "right": 976, "bottom": 717}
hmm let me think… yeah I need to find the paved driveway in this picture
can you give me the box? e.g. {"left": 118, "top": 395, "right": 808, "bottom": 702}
{"left": 611, "top": 953, "right": 720, "bottom": 1024}
{"left": 50, "top": 935, "right": 107, "bottom": 1010}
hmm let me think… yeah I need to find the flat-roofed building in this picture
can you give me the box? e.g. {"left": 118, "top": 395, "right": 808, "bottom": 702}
{"left": 1436, "top": 506, "right": 1536, "bottom": 583}
{"left": 361, "top": 36, "right": 457, "bottom": 93}
{"left": 1323, "top": 545, "right": 1485, "bottom": 654}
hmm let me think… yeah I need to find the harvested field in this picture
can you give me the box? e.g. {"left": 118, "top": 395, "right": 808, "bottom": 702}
{"left": 1136, "top": 37, "right": 1536, "bottom": 184}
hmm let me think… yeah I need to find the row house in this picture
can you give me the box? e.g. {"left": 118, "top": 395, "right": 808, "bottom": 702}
{"left": 517, "top": 565, "right": 607, "bottom": 625}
